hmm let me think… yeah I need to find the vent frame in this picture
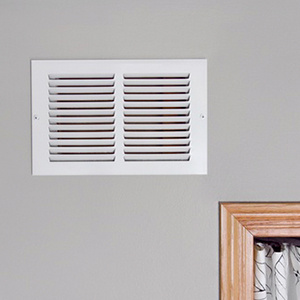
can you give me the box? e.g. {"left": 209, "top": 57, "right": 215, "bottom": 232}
{"left": 31, "top": 59, "right": 207, "bottom": 175}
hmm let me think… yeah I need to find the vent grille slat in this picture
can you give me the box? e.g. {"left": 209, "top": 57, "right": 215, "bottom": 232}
{"left": 124, "top": 109, "right": 189, "bottom": 116}
{"left": 49, "top": 74, "right": 115, "bottom": 79}
{"left": 124, "top": 147, "right": 190, "bottom": 153}
{"left": 124, "top": 102, "right": 189, "bottom": 109}
{"left": 124, "top": 124, "right": 189, "bottom": 131}
{"left": 49, "top": 117, "right": 115, "bottom": 124}
{"left": 49, "top": 140, "right": 115, "bottom": 146}
{"left": 49, "top": 88, "right": 115, "bottom": 94}
{"left": 50, "top": 155, "right": 115, "bottom": 162}
{"left": 124, "top": 87, "right": 189, "bottom": 94}
{"left": 49, "top": 80, "right": 115, "bottom": 87}
{"left": 123, "top": 73, "right": 191, "bottom": 162}
{"left": 48, "top": 74, "right": 116, "bottom": 162}
{"left": 124, "top": 139, "right": 190, "bottom": 146}
{"left": 124, "top": 154, "right": 190, "bottom": 161}
{"left": 124, "top": 95, "right": 190, "bottom": 101}
{"left": 49, "top": 147, "right": 115, "bottom": 154}
{"left": 49, "top": 110, "right": 115, "bottom": 117}
{"left": 123, "top": 80, "right": 190, "bottom": 86}
{"left": 49, "top": 125, "right": 115, "bottom": 131}
{"left": 49, "top": 103, "right": 115, "bottom": 109}
{"left": 49, "top": 95, "right": 115, "bottom": 102}
{"left": 124, "top": 117, "right": 190, "bottom": 124}
{"left": 49, "top": 132, "right": 115, "bottom": 139}
{"left": 124, "top": 132, "right": 190, "bottom": 139}
{"left": 123, "top": 73, "right": 190, "bottom": 79}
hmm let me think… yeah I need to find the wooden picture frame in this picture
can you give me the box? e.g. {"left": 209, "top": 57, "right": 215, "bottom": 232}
{"left": 220, "top": 202, "right": 300, "bottom": 300}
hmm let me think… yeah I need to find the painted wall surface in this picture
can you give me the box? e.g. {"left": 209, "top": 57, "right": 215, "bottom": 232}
{"left": 1, "top": 0, "right": 300, "bottom": 299}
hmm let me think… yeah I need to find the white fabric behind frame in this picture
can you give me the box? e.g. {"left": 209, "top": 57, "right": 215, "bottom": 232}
{"left": 254, "top": 243, "right": 300, "bottom": 300}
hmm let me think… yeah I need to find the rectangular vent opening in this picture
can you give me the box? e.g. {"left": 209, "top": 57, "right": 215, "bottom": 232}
{"left": 123, "top": 74, "right": 191, "bottom": 162}
{"left": 48, "top": 74, "right": 116, "bottom": 162}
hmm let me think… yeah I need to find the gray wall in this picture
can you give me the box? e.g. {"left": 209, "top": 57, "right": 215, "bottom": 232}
{"left": 1, "top": 0, "right": 300, "bottom": 299}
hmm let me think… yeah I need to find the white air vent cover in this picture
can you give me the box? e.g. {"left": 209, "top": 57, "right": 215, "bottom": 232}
{"left": 32, "top": 59, "right": 207, "bottom": 175}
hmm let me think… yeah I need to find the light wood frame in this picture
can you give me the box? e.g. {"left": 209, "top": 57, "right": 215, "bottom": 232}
{"left": 220, "top": 202, "right": 300, "bottom": 300}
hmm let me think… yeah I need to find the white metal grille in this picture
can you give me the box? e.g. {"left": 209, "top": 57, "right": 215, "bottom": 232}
{"left": 48, "top": 74, "right": 116, "bottom": 162}
{"left": 31, "top": 59, "right": 207, "bottom": 175}
{"left": 123, "top": 73, "right": 191, "bottom": 161}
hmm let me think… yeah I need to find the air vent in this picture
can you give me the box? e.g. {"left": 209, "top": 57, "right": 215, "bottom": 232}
{"left": 48, "top": 74, "right": 116, "bottom": 162}
{"left": 32, "top": 59, "right": 207, "bottom": 175}
{"left": 123, "top": 73, "right": 191, "bottom": 162}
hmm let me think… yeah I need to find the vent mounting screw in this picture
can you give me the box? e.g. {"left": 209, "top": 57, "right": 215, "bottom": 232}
{"left": 33, "top": 115, "right": 40, "bottom": 120}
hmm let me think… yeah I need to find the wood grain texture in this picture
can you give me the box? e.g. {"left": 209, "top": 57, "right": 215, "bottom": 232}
{"left": 220, "top": 202, "right": 300, "bottom": 300}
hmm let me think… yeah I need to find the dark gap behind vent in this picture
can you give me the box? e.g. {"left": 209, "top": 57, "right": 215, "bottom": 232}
{"left": 124, "top": 151, "right": 190, "bottom": 155}
{"left": 53, "top": 99, "right": 115, "bottom": 103}
{"left": 51, "top": 151, "right": 115, "bottom": 155}
{"left": 124, "top": 114, "right": 190, "bottom": 117}
{"left": 53, "top": 130, "right": 115, "bottom": 132}
{"left": 124, "top": 99, "right": 189, "bottom": 102}
{"left": 52, "top": 92, "right": 115, "bottom": 95}
{"left": 55, "top": 122, "right": 115, "bottom": 125}
{"left": 50, "top": 159, "right": 116, "bottom": 162}
{"left": 123, "top": 84, "right": 189, "bottom": 87}
{"left": 54, "top": 114, "right": 115, "bottom": 117}
{"left": 124, "top": 136, "right": 190, "bottom": 140}
{"left": 124, "top": 121, "right": 190, "bottom": 124}
{"left": 51, "top": 85, "right": 115, "bottom": 88}
{"left": 124, "top": 129, "right": 189, "bottom": 132}
{"left": 124, "top": 143, "right": 190, "bottom": 147}
{"left": 49, "top": 76, "right": 115, "bottom": 80}
{"left": 123, "top": 76, "right": 190, "bottom": 79}
{"left": 123, "top": 106, "right": 189, "bottom": 109}
{"left": 124, "top": 158, "right": 190, "bottom": 162}
{"left": 53, "top": 144, "right": 115, "bottom": 147}
{"left": 51, "top": 107, "right": 114, "bottom": 110}
{"left": 124, "top": 92, "right": 189, "bottom": 95}
{"left": 52, "top": 137, "right": 115, "bottom": 140}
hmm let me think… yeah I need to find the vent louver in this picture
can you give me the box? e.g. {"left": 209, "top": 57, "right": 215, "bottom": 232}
{"left": 32, "top": 59, "right": 207, "bottom": 175}
{"left": 48, "top": 74, "right": 116, "bottom": 162}
{"left": 123, "top": 73, "right": 191, "bottom": 161}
